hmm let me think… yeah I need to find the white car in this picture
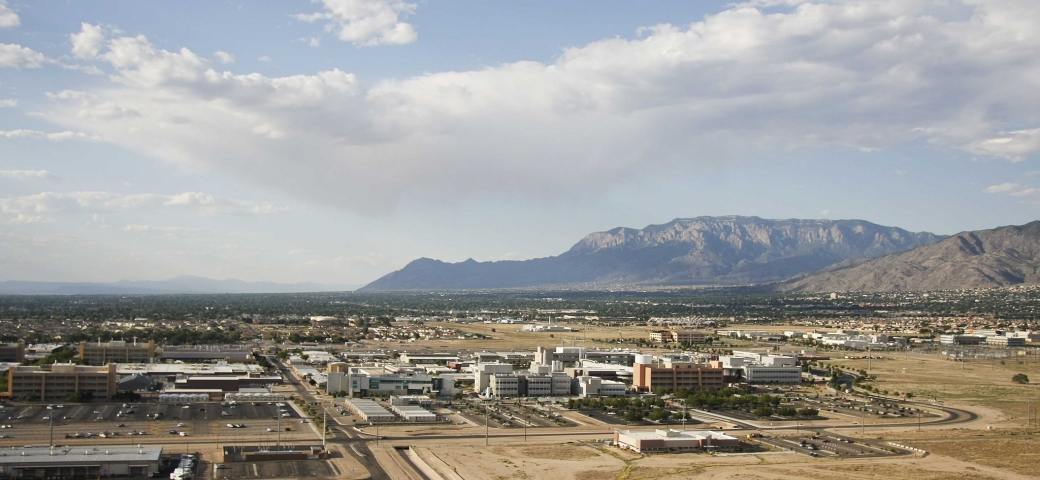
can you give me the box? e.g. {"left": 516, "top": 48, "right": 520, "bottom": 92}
{"left": 179, "top": 432, "right": 188, "bottom": 437}
{"left": 177, "top": 423, "right": 186, "bottom": 427}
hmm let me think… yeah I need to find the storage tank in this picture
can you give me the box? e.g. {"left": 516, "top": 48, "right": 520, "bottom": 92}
{"left": 634, "top": 354, "right": 654, "bottom": 365}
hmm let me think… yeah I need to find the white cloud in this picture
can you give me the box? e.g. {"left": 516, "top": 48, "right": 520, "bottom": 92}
{"left": 37, "top": 1, "right": 1040, "bottom": 214}
{"left": 984, "top": 182, "right": 1039, "bottom": 197}
{"left": 257, "top": 55, "right": 271, "bottom": 62}
{"left": 0, "top": 129, "right": 100, "bottom": 141}
{"left": 968, "top": 128, "right": 1040, "bottom": 162}
{"left": 0, "top": 170, "right": 57, "bottom": 181}
{"left": 0, "top": 43, "right": 46, "bottom": 68}
{"left": 0, "top": 98, "right": 15, "bottom": 108}
{"left": 70, "top": 23, "right": 105, "bottom": 59}
{"left": 0, "top": 191, "right": 288, "bottom": 221}
{"left": 213, "top": 51, "right": 235, "bottom": 64}
{"left": 298, "top": 0, "right": 417, "bottom": 47}
{"left": 8, "top": 214, "right": 47, "bottom": 224}
{"left": 0, "top": 1, "right": 19, "bottom": 28}
{"left": 46, "top": 90, "right": 87, "bottom": 100}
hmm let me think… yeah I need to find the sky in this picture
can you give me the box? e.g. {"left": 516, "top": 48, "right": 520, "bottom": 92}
{"left": 1, "top": 0, "right": 1040, "bottom": 287}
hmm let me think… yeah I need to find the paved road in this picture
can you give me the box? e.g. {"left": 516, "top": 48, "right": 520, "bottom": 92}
{"left": 274, "top": 358, "right": 390, "bottom": 480}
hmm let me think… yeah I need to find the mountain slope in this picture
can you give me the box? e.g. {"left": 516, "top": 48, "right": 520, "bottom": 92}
{"left": 0, "top": 276, "right": 357, "bottom": 295}
{"left": 778, "top": 221, "right": 1040, "bottom": 292}
{"left": 361, "top": 216, "right": 944, "bottom": 290}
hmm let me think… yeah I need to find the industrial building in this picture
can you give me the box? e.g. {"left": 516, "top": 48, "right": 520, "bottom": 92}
{"left": 388, "top": 397, "right": 437, "bottom": 421}
{"left": 614, "top": 429, "right": 739, "bottom": 453}
{"left": 116, "top": 363, "right": 281, "bottom": 392}
{"left": 713, "top": 352, "right": 802, "bottom": 384}
{"left": 330, "top": 366, "right": 435, "bottom": 397}
{"left": 4, "top": 363, "right": 117, "bottom": 401}
{"left": 534, "top": 346, "right": 634, "bottom": 367}
{"left": 575, "top": 376, "right": 627, "bottom": 397}
{"left": 160, "top": 345, "right": 254, "bottom": 363}
{"left": 0, "top": 446, "right": 164, "bottom": 479}
{"left": 632, "top": 355, "right": 725, "bottom": 393}
{"left": 986, "top": 336, "right": 1027, "bottom": 347}
{"left": 78, "top": 340, "right": 156, "bottom": 365}
{"left": 939, "top": 335, "right": 987, "bottom": 345}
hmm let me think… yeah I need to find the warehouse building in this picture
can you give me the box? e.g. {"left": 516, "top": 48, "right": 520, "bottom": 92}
{"left": 614, "top": 429, "right": 739, "bottom": 453}
{"left": 4, "top": 363, "right": 117, "bottom": 401}
{"left": 160, "top": 345, "right": 254, "bottom": 363}
{"left": 0, "top": 445, "right": 163, "bottom": 478}
{"left": 342, "top": 398, "right": 395, "bottom": 422}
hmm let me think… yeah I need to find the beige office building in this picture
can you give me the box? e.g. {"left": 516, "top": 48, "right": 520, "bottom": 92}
{"left": 78, "top": 340, "right": 155, "bottom": 365}
{"left": 5, "top": 363, "right": 117, "bottom": 401}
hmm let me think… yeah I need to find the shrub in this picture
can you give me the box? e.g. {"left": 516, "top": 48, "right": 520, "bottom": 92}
{"left": 1013, "top": 373, "right": 1030, "bottom": 384}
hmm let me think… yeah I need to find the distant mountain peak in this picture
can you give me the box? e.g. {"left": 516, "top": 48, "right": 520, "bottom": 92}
{"left": 779, "top": 221, "right": 1040, "bottom": 292}
{"left": 361, "top": 216, "right": 944, "bottom": 291}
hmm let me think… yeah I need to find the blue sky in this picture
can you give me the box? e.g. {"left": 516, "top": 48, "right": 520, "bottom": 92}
{"left": 1, "top": 0, "right": 1039, "bottom": 286}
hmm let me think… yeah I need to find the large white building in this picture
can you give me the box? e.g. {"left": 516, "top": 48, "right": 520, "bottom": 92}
{"left": 715, "top": 352, "right": 802, "bottom": 384}
{"left": 474, "top": 363, "right": 514, "bottom": 395}
{"left": 614, "top": 429, "right": 739, "bottom": 453}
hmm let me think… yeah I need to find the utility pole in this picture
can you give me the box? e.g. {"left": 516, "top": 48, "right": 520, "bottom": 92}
{"left": 485, "top": 401, "right": 490, "bottom": 446}
{"left": 277, "top": 412, "right": 281, "bottom": 450}
{"left": 861, "top": 404, "right": 866, "bottom": 435}
{"left": 323, "top": 409, "right": 327, "bottom": 450}
{"left": 49, "top": 416, "right": 54, "bottom": 448}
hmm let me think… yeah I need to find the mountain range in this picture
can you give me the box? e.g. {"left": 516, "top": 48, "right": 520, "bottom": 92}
{"left": 361, "top": 216, "right": 946, "bottom": 291}
{"left": 0, "top": 276, "right": 358, "bottom": 295}
{"left": 778, "top": 221, "right": 1040, "bottom": 292}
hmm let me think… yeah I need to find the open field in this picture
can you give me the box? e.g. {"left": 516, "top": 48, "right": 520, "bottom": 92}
{"left": 823, "top": 351, "right": 1040, "bottom": 424}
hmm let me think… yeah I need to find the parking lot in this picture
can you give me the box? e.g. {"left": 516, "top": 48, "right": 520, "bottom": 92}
{"left": 756, "top": 432, "right": 905, "bottom": 458}
{"left": 0, "top": 402, "right": 299, "bottom": 425}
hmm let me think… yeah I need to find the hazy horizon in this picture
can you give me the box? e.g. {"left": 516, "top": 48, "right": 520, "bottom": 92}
{"left": 3, "top": 0, "right": 1040, "bottom": 285}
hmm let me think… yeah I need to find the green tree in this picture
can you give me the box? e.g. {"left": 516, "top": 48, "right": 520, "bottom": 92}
{"left": 649, "top": 408, "right": 672, "bottom": 422}
{"left": 776, "top": 406, "right": 798, "bottom": 417}
{"left": 753, "top": 406, "right": 774, "bottom": 418}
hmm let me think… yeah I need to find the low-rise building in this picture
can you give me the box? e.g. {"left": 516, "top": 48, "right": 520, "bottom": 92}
{"left": 160, "top": 345, "right": 254, "bottom": 363}
{"left": 0, "top": 445, "right": 163, "bottom": 479}
{"left": 0, "top": 341, "right": 25, "bottom": 362}
{"left": 4, "top": 363, "right": 117, "bottom": 401}
{"left": 342, "top": 398, "right": 395, "bottom": 422}
{"left": 940, "top": 334, "right": 986, "bottom": 345}
{"left": 614, "top": 429, "right": 739, "bottom": 453}
{"left": 650, "top": 330, "right": 708, "bottom": 344}
{"left": 576, "top": 376, "right": 626, "bottom": 397}
{"left": 632, "top": 355, "right": 724, "bottom": 393}
{"left": 78, "top": 340, "right": 155, "bottom": 365}
{"left": 987, "top": 336, "right": 1026, "bottom": 347}
{"left": 489, "top": 374, "right": 520, "bottom": 397}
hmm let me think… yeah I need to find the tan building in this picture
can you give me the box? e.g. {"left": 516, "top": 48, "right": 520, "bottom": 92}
{"left": 649, "top": 330, "right": 708, "bottom": 344}
{"left": 632, "top": 355, "right": 724, "bottom": 392}
{"left": 0, "top": 341, "right": 25, "bottom": 362}
{"left": 78, "top": 340, "right": 155, "bottom": 365}
{"left": 4, "top": 363, "right": 117, "bottom": 401}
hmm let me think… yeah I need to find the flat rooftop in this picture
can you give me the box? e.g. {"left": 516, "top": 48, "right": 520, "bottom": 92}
{"left": 0, "top": 446, "right": 162, "bottom": 465}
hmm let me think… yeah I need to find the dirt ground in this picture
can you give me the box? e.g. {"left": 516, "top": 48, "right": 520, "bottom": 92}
{"left": 417, "top": 440, "right": 1029, "bottom": 480}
